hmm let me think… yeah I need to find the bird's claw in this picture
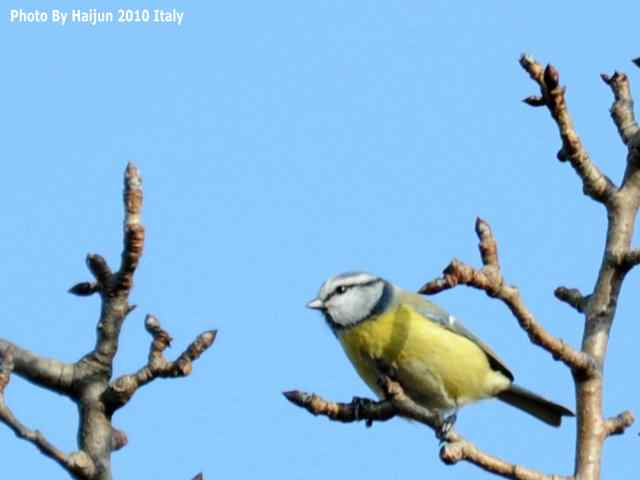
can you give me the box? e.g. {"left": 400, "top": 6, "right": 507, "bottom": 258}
{"left": 436, "top": 413, "right": 457, "bottom": 442}
{"left": 351, "top": 396, "right": 375, "bottom": 428}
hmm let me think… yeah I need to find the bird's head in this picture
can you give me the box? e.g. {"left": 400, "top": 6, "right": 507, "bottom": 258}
{"left": 307, "top": 272, "right": 389, "bottom": 330}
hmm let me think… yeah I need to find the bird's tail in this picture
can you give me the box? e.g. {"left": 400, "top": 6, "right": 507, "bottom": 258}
{"left": 497, "top": 384, "right": 574, "bottom": 427}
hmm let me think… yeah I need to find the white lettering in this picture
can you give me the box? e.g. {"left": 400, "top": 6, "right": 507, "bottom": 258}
{"left": 71, "top": 9, "right": 113, "bottom": 26}
{"left": 153, "top": 9, "right": 184, "bottom": 26}
{"left": 51, "top": 9, "right": 68, "bottom": 26}
{"left": 9, "top": 9, "right": 48, "bottom": 23}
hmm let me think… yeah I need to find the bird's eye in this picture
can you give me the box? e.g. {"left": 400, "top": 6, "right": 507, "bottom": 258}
{"left": 336, "top": 285, "right": 347, "bottom": 295}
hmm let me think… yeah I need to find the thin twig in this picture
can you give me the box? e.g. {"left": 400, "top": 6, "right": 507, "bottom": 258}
{"left": 601, "top": 72, "right": 639, "bottom": 145}
{"left": 439, "top": 440, "right": 571, "bottom": 480}
{"left": 104, "top": 314, "right": 216, "bottom": 412}
{"left": 116, "top": 162, "right": 144, "bottom": 293}
{"left": 604, "top": 411, "right": 635, "bottom": 437}
{"left": 285, "top": 380, "right": 569, "bottom": 480}
{"left": 519, "top": 54, "right": 616, "bottom": 203}
{"left": 283, "top": 391, "right": 397, "bottom": 425}
{"left": 420, "top": 218, "right": 593, "bottom": 375}
{"left": 0, "top": 349, "right": 96, "bottom": 479}
{"left": 523, "top": 55, "right": 638, "bottom": 480}
{"left": 554, "top": 287, "right": 588, "bottom": 313}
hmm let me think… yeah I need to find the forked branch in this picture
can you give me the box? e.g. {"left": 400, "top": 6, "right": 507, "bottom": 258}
{"left": 0, "top": 164, "right": 216, "bottom": 480}
{"left": 519, "top": 54, "right": 615, "bottom": 203}
{"left": 285, "top": 380, "right": 568, "bottom": 480}
{"left": 0, "top": 349, "right": 97, "bottom": 479}
{"left": 420, "top": 218, "right": 593, "bottom": 375}
{"left": 286, "top": 55, "right": 639, "bottom": 480}
{"left": 103, "top": 314, "right": 217, "bottom": 412}
{"left": 600, "top": 71, "right": 639, "bottom": 145}
{"left": 519, "top": 55, "right": 639, "bottom": 480}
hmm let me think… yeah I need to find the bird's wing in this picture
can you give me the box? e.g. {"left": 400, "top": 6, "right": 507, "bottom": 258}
{"left": 399, "top": 289, "right": 514, "bottom": 382}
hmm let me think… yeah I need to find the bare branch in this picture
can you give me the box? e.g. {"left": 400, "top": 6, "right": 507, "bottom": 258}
{"left": 604, "top": 411, "right": 635, "bottom": 437}
{"left": 69, "top": 281, "right": 99, "bottom": 297}
{"left": 554, "top": 287, "right": 588, "bottom": 313}
{"left": 439, "top": 440, "right": 571, "bottom": 480}
{"left": 86, "top": 254, "right": 112, "bottom": 290}
{"left": 621, "top": 248, "right": 640, "bottom": 270}
{"left": 286, "top": 377, "right": 444, "bottom": 430}
{"left": 0, "top": 349, "right": 96, "bottom": 479}
{"left": 521, "top": 56, "right": 640, "bottom": 479}
{"left": 285, "top": 379, "right": 569, "bottom": 480}
{"left": 2, "top": 163, "right": 215, "bottom": 479}
{"left": 283, "top": 391, "right": 397, "bottom": 425}
{"left": 116, "top": 162, "right": 144, "bottom": 294}
{"left": 74, "top": 163, "right": 143, "bottom": 299}
{"left": 519, "top": 54, "right": 616, "bottom": 203}
{"left": 522, "top": 95, "right": 546, "bottom": 107}
{"left": 601, "top": 72, "right": 639, "bottom": 145}
{"left": 420, "top": 218, "right": 594, "bottom": 374}
{"left": 68, "top": 165, "right": 150, "bottom": 477}
{"left": 103, "top": 315, "right": 216, "bottom": 412}
{"left": 80, "top": 164, "right": 145, "bottom": 374}
{"left": 0, "top": 339, "right": 74, "bottom": 396}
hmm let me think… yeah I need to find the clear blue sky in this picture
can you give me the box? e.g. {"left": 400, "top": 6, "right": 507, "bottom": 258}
{"left": 1, "top": 2, "right": 638, "bottom": 479}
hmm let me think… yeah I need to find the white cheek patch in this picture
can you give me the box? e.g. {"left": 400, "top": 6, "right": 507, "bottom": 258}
{"left": 330, "top": 294, "right": 363, "bottom": 327}
{"left": 328, "top": 282, "right": 384, "bottom": 327}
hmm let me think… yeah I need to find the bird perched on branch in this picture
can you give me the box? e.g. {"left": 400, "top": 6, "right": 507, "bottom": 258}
{"left": 307, "top": 272, "right": 574, "bottom": 427}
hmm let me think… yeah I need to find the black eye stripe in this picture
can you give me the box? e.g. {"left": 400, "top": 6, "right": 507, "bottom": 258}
{"left": 326, "top": 278, "right": 380, "bottom": 301}
{"left": 325, "top": 286, "right": 347, "bottom": 301}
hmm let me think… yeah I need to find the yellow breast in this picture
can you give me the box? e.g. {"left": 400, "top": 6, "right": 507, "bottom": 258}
{"left": 337, "top": 304, "right": 510, "bottom": 410}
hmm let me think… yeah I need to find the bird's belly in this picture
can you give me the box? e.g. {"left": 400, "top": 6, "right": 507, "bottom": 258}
{"left": 338, "top": 305, "right": 509, "bottom": 412}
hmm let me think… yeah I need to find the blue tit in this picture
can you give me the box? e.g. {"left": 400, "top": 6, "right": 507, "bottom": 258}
{"left": 307, "top": 272, "right": 574, "bottom": 427}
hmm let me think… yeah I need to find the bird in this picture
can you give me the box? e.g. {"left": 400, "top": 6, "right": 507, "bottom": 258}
{"left": 306, "top": 272, "right": 574, "bottom": 428}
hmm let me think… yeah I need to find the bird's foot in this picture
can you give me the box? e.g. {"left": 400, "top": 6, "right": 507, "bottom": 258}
{"left": 436, "top": 413, "right": 457, "bottom": 442}
{"left": 374, "top": 360, "right": 399, "bottom": 382}
{"left": 351, "top": 396, "right": 375, "bottom": 428}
